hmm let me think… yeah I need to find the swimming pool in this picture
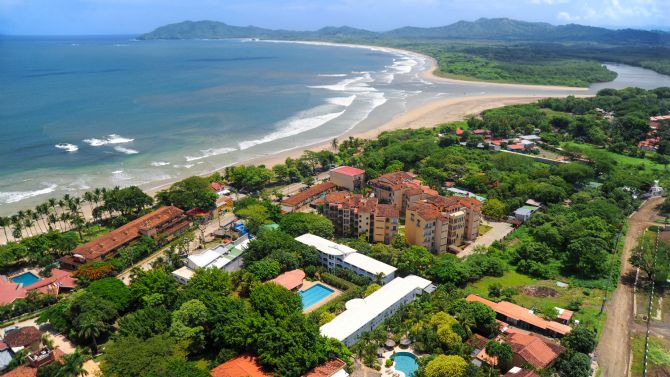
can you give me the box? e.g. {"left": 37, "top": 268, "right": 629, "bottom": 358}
{"left": 11, "top": 272, "right": 41, "bottom": 287}
{"left": 299, "top": 283, "right": 334, "bottom": 310}
{"left": 392, "top": 352, "right": 419, "bottom": 377}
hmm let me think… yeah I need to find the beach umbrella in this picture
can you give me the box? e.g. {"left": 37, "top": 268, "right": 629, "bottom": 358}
{"left": 400, "top": 338, "right": 411, "bottom": 347}
{"left": 385, "top": 339, "right": 396, "bottom": 349}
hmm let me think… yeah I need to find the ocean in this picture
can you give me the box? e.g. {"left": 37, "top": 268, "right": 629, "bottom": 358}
{"left": 2, "top": 36, "right": 670, "bottom": 215}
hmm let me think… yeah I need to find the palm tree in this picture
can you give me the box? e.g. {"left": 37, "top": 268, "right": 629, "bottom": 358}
{"left": 10, "top": 214, "right": 23, "bottom": 240}
{"left": 331, "top": 138, "right": 339, "bottom": 151}
{"left": 77, "top": 319, "right": 104, "bottom": 355}
{"left": 58, "top": 199, "right": 68, "bottom": 229}
{"left": 48, "top": 213, "right": 58, "bottom": 231}
{"left": 83, "top": 191, "right": 94, "bottom": 221}
{"left": 57, "top": 348, "right": 89, "bottom": 377}
{"left": 36, "top": 203, "right": 50, "bottom": 231}
{"left": 0, "top": 216, "right": 10, "bottom": 243}
{"left": 30, "top": 210, "right": 44, "bottom": 234}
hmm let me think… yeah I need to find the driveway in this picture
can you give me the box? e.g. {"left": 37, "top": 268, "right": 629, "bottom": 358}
{"left": 459, "top": 221, "right": 514, "bottom": 258}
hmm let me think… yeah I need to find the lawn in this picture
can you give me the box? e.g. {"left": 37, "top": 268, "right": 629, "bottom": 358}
{"left": 81, "top": 224, "right": 112, "bottom": 242}
{"left": 478, "top": 224, "right": 492, "bottom": 235}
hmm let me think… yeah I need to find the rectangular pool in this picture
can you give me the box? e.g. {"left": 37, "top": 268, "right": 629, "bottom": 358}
{"left": 299, "top": 283, "right": 335, "bottom": 310}
{"left": 11, "top": 272, "right": 41, "bottom": 287}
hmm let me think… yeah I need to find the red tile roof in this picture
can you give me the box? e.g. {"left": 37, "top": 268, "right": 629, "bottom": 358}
{"left": 282, "top": 182, "right": 336, "bottom": 207}
{"left": 211, "top": 182, "right": 225, "bottom": 191}
{"left": 303, "top": 359, "right": 347, "bottom": 377}
{"left": 271, "top": 269, "right": 305, "bottom": 291}
{"left": 375, "top": 204, "right": 399, "bottom": 218}
{"left": 507, "top": 329, "right": 564, "bottom": 369}
{"left": 324, "top": 191, "right": 379, "bottom": 214}
{"left": 2, "top": 365, "right": 37, "bottom": 377}
{"left": 456, "top": 128, "right": 463, "bottom": 136}
{"left": 507, "top": 144, "right": 525, "bottom": 150}
{"left": 466, "top": 294, "right": 571, "bottom": 336}
{"left": 66, "top": 206, "right": 185, "bottom": 261}
{"left": 331, "top": 166, "right": 365, "bottom": 177}
{"left": 369, "top": 171, "right": 416, "bottom": 191}
{"left": 211, "top": 355, "right": 273, "bottom": 377}
{"left": 558, "top": 309, "right": 574, "bottom": 321}
{"left": 211, "top": 356, "right": 346, "bottom": 377}
{"left": 4, "top": 326, "right": 41, "bottom": 348}
{"left": 0, "top": 278, "right": 27, "bottom": 305}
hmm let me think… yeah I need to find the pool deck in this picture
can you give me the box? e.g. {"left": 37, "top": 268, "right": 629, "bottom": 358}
{"left": 301, "top": 279, "right": 342, "bottom": 314}
{"left": 380, "top": 347, "right": 418, "bottom": 377}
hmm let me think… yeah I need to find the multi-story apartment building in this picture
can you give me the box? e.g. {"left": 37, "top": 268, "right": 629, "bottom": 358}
{"left": 329, "top": 166, "right": 365, "bottom": 191}
{"left": 322, "top": 191, "right": 399, "bottom": 244}
{"left": 368, "top": 171, "right": 437, "bottom": 210}
{"left": 295, "top": 233, "right": 397, "bottom": 285}
{"left": 405, "top": 195, "right": 482, "bottom": 253}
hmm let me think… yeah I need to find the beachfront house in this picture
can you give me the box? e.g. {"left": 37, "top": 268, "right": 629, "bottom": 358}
{"left": 320, "top": 275, "right": 435, "bottom": 346}
{"left": 295, "top": 233, "right": 396, "bottom": 284}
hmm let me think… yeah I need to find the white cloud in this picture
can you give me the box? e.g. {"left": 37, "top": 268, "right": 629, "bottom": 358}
{"left": 531, "top": 0, "right": 570, "bottom": 5}
{"left": 557, "top": 11, "right": 578, "bottom": 21}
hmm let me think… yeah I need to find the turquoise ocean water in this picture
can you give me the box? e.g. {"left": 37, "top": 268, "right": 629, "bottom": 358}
{"left": 2, "top": 36, "right": 670, "bottom": 214}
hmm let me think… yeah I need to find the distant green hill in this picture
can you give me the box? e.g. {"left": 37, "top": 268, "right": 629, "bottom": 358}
{"left": 139, "top": 18, "right": 670, "bottom": 46}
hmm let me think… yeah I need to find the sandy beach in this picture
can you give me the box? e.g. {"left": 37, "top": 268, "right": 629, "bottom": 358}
{"left": 0, "top": 42, "right": 592, "bottom": 239}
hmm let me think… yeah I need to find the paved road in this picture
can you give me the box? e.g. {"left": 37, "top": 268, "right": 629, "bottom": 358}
{"left": 595, "top": 197, "right": 664, "bottom": 377}
{"left": 459, "top": 221, "right": 514, "bottom": 258}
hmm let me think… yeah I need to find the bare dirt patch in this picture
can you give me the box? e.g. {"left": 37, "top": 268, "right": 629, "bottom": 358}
{"left": 521, "top": 285, "right": 558, "bottom": 298}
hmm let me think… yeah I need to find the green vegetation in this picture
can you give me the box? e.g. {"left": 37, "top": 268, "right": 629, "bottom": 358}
{"left": 631, "top": 334, "right": 670, "bottom": 377}
{"left": 429, "top": 50, "right": 615, "bottom": 87}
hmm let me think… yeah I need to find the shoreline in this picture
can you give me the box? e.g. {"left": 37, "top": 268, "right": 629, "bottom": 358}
{"left": 0, "top": 40, "right": 593, "bottom": 220}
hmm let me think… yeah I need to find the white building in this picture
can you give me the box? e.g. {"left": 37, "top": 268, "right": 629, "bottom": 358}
{"left": 320, "top": 275, "right": 435, "bottom": 346}
{"left": 295, "top": 233, "right": 397, "bottom": 284}
{"left": 171, "top": 235, "right": 250, "bottom": 284}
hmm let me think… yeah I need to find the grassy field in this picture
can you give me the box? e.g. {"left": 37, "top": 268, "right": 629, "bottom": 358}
{"left": 466, "top": 269, "right": 608, "bottom": 334}
{"left": 81, "top": 224, "right": 112, "bottom": 242}
{"left": 631, "top": 334, "right": 670, "bottom": 377}
{"left": 561, "top": 142, "right": 667, "bottom": 171}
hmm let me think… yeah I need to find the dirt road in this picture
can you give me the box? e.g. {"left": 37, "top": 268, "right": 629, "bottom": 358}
{"left": 595, "top": 197, "right": 664, "bottom": 377}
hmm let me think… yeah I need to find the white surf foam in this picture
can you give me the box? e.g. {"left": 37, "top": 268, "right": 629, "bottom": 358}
{"left": 308, "top": 73, "right": 376, "bottom": 93}
{"left": 326, "top": 95, "right": 357, "bottom": 107}
{"left": 150, "top": 161, "right": 171, "bottom": 167}
{"left": 0, "top": 184, "right": 58, "bottom": 204}
{"left": 239, "top": 109, "right": 346, "bottom": 150}
{"left": 184, "top": 147, "right": 236, "bottom": 162}
{"left": 390, "top": 58, "right": 417, "bottom": 74}
{"left": 114, "top": 146, "right": 139, "bottom": 154}
{"left": 55, "top": 143, "right": 79, "bottom": 152}
{"left": 83, "top": 134, "right": 134, "bottom": 147}
{"left": 319, "top": 73, "right": 348, "bottom": 77}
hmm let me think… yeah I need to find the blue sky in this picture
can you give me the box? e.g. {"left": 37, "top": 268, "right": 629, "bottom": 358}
{"left": 0, "top": 0, "right": 668, "bottom": 35}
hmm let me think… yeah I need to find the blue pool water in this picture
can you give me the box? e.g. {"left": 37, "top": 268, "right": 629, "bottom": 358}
{"left": 299, "top": 283, "right": 334, "bottom": 309}
{"left": 392, "top": 352, "right": 419, "bottom": 377}
{"left": 11, "top": 272, "right": 41, "bottom": 287}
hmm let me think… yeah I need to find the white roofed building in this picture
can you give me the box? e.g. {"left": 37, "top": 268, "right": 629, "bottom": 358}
{"left": 320, "top": 275, "right": 435, "bottom": 346}
{"left": 295, "top": 233, "right": 396, "bottom": 284}
{"left": 172, "top": 235, "right": 250, "bottom": 284}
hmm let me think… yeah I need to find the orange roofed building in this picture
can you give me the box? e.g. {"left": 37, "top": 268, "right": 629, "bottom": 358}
{"left": 59, "top": 206, "right": 189, "bottom": 270}
{"left": 368, "top": 171, "right": 438, "bottom": 210}
{"left": 404, "top": 195, "right": 482, "bottom": 253}
{"left": 271, "top": 269, "right": 306, "bottom": 291}
{"left": 281, "top": 182, "right": 337, "bottom": 213}
{"left": 322, "top": 191, "right": 399, "bottom": 244}
{"left": 466, "top": 294, "right": 571, "bottom": 337}
{"left": 211, "top": 356, "right": 348, "bottom": 377}
{"left": 329, "top": 166, "right": 365, "bottom": 192}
